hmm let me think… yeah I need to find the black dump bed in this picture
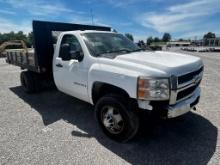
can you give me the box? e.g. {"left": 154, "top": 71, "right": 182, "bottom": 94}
{"left": 6, "top": 20, "right": 111, "bottom": 73}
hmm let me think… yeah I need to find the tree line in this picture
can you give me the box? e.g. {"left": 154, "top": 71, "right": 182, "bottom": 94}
{"left": 125, "top": 32, "right": 217, "bottom": 46}
{"left": 0, "top": 31, "right": 217, "bottom": 48}
{"left": 0, "top": 31, "right": 33, "bottom": 47}
{"left": 125, "top": 32, "right": 172, "bottom": 45}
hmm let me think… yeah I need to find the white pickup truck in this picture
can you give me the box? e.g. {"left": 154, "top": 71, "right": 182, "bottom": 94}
{"left": 6, "top": 20, "right": 203, "bottom": 142}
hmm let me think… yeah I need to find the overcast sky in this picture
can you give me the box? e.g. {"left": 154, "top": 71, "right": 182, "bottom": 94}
{"left": 0, "top": 0, "right": 220, "bottom": 41}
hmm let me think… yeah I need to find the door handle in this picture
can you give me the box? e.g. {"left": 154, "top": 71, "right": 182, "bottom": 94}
{"left": 56, "top": 63, "right": 63, "bottom": 67}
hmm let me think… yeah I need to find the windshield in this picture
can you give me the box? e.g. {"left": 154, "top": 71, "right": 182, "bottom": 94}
{"left": 82, "top": 33, "right": 142, "bottom": 57}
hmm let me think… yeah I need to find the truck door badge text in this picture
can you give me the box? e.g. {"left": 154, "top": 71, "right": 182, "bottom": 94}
{"left": 74, "top": 82, "right": 87, "bottom": 88}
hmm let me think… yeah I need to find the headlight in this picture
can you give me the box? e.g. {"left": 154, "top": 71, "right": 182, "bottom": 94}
{"left": 137, "top": 77, "right": 170, "bottom": 100}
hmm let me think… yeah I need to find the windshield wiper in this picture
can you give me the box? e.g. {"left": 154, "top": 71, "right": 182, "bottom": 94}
{"left": 130, "top": 48, "right": 144, "bottom": 52}
{"left": 96, "top": 48, "right": 143, "bottom": 57}
{"left": 106, "top": 48, "right": 132, "bottom": 54}
{"left": 96, "top": 49, "right": 131, "bottom": 57}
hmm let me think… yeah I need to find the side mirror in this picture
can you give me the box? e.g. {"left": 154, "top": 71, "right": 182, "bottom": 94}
{"left": 70, "top": 50, "right": 84, "bottom": 62}
{"left": 60, "top": 44, "right": 71, "bottom": 61}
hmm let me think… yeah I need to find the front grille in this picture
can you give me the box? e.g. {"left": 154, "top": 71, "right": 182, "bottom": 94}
{"left": 176, "top": 82, "right": 200, "bottom": 101}
{"left": 178, "top": 66, "right": 203, "bottom": 85}
{"left": 169, "top": 66, "right": 203, "bottom": 105}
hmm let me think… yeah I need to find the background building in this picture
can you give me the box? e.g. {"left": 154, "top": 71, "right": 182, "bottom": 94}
{"left": 167, "top": 41, "right": 191, "bottom": 47}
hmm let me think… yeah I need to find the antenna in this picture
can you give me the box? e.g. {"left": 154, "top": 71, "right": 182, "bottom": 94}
{"left": 90, "top": 9, "right": 94, "bottom": 25}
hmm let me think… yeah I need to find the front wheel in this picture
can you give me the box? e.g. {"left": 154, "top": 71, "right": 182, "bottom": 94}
{"left": 95, "top": 95, "right": 139, "bottom": 143}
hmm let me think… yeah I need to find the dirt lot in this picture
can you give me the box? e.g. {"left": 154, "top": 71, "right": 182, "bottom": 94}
{"left": 0, "top": 51, "right": 219, "bottom": 165}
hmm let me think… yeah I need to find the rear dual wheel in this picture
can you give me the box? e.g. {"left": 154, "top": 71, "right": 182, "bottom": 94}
{"left": 20, "top": 71, "right": 39, "bottom": 93}
{"left": 20, "top": 71, "right": 35, "bottom": 93}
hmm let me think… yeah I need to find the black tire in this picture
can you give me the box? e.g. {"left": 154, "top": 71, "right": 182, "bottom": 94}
{"left": 95, "top": 94, "right": 139, "bottom": 143}
{"left": 20, "top": 71, "right": 37, "bottom": 93}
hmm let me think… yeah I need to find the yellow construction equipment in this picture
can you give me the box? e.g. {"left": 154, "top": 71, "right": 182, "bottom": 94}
{"left": 0, "top": 40, "right": 28, "bottom": 57}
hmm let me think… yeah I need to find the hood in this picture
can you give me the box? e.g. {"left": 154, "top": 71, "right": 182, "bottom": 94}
{"left": 106, "top": 51, "right": 203, "bottom": 76}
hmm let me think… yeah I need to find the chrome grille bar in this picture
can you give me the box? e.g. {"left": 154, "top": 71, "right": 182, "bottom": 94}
{"left": 169, "top": 66, "right": 203, "bottom": 105}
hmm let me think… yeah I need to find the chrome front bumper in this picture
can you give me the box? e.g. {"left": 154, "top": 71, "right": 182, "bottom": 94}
{"left": 167, "top": 87, "right": 200, "bottom": 118}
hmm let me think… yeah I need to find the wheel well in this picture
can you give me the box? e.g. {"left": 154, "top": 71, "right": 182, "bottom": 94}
{"left": 92, "top": 82, "right": 130, "bottom": 104}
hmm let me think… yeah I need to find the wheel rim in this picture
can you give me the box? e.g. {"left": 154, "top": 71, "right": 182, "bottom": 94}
{"left": 101, "top": 106, "right": 124, "bottom": 134}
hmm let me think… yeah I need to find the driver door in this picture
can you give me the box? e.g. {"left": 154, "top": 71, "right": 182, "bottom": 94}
{"left": 54, "top": 34, "right": 88, "bottom": 101}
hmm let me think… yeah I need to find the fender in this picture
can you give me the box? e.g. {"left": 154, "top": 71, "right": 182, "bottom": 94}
{"left": 88, "top": 63, "right": 140, "bottom": 104}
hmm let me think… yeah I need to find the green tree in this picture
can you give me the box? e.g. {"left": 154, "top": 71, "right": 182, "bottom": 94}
{"left": 162, "top": 33, "right": 171, "bottom": 42}
{"left": 137, "top": 40, "right": 145, "bottom": 48}
{"left": 125, "top": 33, "right": 134, "bottom": 41}
{"left": 203, "top": 32, "right": 216, "bottom": 46}
{"left": 203, "top": 32, "right": 216, "bottom": 39}
{"left": 17, "top": 31, "right": 26, "bottom": 39}
{"left": 146, "top": 36, "right": 153, "bottom": 46}
{"left": 17, "top": 31, "right": 28, "bottom": 44}
{"left": 154, "top": 37, "right": 160, "bottom": 42}
{"left": 27, "top": 32, "right": 33, "bottom": 47}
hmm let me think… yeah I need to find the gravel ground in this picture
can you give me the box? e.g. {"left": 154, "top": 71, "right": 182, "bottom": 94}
{"left": 0, "top": 51, "right": 219, "bottom": 165}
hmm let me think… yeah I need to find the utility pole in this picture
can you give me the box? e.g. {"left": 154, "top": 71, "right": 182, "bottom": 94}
{"left": 90, "top": 9, "right": 94, "bottom": 25}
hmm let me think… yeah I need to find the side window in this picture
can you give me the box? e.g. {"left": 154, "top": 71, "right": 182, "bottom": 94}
{"left": 59, "top": 35, "right": 83, "bottom": 60}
